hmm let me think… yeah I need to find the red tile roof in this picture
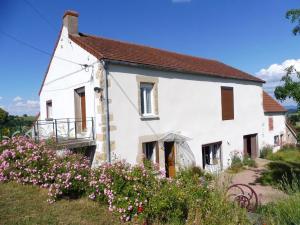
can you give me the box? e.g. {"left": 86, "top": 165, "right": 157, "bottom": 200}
{"left": 69, "top": 33, "right": 264, "bottom": 83}
{"left": 263, "top": 91, "right": 287, "bottom": 113}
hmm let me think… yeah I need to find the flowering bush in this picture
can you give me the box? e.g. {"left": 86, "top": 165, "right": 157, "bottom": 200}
{"left": 0, "top": 136, "right": 56, "bottom": 185}
{"left": 47, "top": 152, "right": 90, "bottom": 203}
{"left": 0, "top": 137, "right": 90, "bottom": 203}
{"left": 88, "top": 160, "right": 162, "bottom": 222}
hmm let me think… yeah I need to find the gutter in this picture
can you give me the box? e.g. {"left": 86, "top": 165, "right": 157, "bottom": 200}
{"left": 101, "top": 60, "right": 111, "bottom": 163}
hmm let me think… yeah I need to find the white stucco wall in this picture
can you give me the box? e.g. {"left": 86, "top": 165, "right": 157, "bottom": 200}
{"left": 262, "top": 113, "right": 286, "bottom": 152}
{"left": 107, "top": 64, "right": 265, "bottom": 169}
{"left": 39, "top": 27, "right": 99, "bottom": 120}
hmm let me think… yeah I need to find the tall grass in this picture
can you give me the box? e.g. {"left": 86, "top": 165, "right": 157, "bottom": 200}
{"left": 259, "top": 175, "right": 300, "bottom": 225}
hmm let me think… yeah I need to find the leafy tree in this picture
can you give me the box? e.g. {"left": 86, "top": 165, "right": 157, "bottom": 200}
{"left": 274, "top": 10, "right": 300, "bottom": 105}
{"left": 286, "top": 9, "right": 300, "bottom": 35}
{"left": 275, "top": 66, "right": 300, "bottom": 105}
{"left": 0, "top": 108, "right": 8, "bottom": 125}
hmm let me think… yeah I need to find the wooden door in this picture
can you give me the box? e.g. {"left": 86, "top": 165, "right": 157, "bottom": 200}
{"left": 250, "top": 134, "right": 257, "bottom": 158}
{"left": 80, "top": 93, "right": 86, "bottom": 130}
{"left": 165, "top": 142, "right": 176, "bottom": 178}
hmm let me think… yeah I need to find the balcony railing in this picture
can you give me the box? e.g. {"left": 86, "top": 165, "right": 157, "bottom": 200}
{"left": 33, "top": 117, "right": 95, "bottom": 148}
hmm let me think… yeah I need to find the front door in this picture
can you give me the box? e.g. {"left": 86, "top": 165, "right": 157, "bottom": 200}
{"left": 164, "top": 142, "right": 176, "bottom": 178}
{"left": 80, "top": 92, "right": 86, "bottom": 130}
{"left": 74, "top": 87, "right": 87, "bottom": 132}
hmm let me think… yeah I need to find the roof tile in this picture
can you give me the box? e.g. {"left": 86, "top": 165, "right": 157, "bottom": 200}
{"left": 70, "top": 33, "right": 264, "bottom": 83}
{"left": 263, "top": 91, "right": 286, "bottom": 113}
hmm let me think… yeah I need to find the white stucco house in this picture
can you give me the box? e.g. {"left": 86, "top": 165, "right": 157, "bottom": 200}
{"left": 35, "top": 10, "right": 296, "bottom": 176}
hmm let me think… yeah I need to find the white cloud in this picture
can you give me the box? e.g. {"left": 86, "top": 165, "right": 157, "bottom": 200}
{"left": 0, "top": 96, "right": 2, "bottom": 100}
{"left": 172, "top": 0, "right": 191, "bottom": 3}
{"left": 13, "top": 96, "right": 22, "bottom": 102}
{"left": 256, "top": 59, "right": 300, "bottom": 106}
{"left": 7, "top": 99, "right": 39, "bottom": 116}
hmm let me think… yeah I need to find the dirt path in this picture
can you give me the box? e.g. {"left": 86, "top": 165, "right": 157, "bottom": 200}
{"left": 223, "top": 158, "right": 286, "bottom": 204}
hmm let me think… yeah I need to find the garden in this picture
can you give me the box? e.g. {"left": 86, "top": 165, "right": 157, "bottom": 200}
{"left": 1, "top": 136, "right": 300, "bottom": 225}
{"left": 0, "top": 136, "right": 250, "bottom": 225}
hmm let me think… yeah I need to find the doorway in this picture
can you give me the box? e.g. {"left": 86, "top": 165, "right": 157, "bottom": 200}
{"left": 164, "top": 142, "right": 176, "bottom": 178}
{"left": 74, "top": 87, "right": 86, "bottom": 131}
{"left": 243, "top": 134, "right": 258, "bottom": 158}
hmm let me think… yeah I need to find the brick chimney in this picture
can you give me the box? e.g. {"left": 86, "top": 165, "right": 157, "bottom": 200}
{"left": 63, "top": 10, "right": 79, "bottom": 35}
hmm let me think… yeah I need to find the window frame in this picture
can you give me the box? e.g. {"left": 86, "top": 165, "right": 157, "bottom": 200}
{"left": 46, "top": 100, "right": 53, "bottom": 119}
{"left": 140, "top": 82, "right": 155, "bottom": 116}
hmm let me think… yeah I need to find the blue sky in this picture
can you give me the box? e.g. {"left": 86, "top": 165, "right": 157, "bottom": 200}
{"left": 0, "top": 0, "right": 299, "bottom": 115}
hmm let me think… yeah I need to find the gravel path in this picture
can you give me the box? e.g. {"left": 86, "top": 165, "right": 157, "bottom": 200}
{"left": 224, "top": 158, "right": 287, "bottom": 204}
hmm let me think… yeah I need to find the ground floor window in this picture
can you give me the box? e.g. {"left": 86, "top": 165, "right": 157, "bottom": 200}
{"left": 142, "top": 141, "right": 158, "bottom": 163}
{"left": 274, "top": 135, "right": 279, "bottom": 146}
{"left": 202, "top": 142, "right": 222, "bottom": 169}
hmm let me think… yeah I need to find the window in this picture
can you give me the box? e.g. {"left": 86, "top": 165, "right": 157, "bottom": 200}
{"left": 142, "top": 141, "right": 159, "bottom": 163}
{"left": 202, "top": 142, "right": 222, "bottom": 169}
{"left": 46, "top": 100, "right": 52, "bottom": 119}
{"left": 140, "top": 83, "right": 154, "bottom": 116}
{"left": 274, "top": 135, "right": 279, "bottom": 146}
{"left": 221, "top": 87, "right": 234, "bottom": 120}
{"left": 268, "top": 117, "right": 274, "bottom": 131}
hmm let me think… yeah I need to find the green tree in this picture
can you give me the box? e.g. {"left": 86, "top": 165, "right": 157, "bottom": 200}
{"left": 0, "top": 108, "right": 8, "bottom": 125}
{"left": 275, "top": 66, "right": 300, "bottom": 105}
{"left": 286, "top": 9, "right": 300, "bottom": 35}
{"left": 274, "top": 9, "right": 300, "bottom": 105}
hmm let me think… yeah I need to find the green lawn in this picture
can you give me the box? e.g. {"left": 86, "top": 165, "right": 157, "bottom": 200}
{"left": 0, "top": 182, "right": 120, "bottom": 225}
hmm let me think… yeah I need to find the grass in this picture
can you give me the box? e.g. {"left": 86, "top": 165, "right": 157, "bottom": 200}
{"left": 266, "top": 148, "right": 300, "bottom": 164}
{"left": 0, "top": 182, "right": 120, "bottom": 225}
{"left": 259, "top": 146, "right": 300, "bottom": 188}
{"left": 259, "top": 176, "right": 300, "bottom": 225}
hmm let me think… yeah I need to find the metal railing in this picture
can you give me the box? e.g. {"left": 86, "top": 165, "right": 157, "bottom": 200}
{"left": 33, "top": 117, "right": 95, "bottom": 144}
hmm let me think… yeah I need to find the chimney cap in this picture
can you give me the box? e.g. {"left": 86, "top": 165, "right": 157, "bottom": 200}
{"left": 63, "top": 10, "right": 79, "bottom": 18}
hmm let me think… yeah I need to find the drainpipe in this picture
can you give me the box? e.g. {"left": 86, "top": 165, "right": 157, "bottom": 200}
{"left": 101, "top": 60, "right": 111, "bottom": 163}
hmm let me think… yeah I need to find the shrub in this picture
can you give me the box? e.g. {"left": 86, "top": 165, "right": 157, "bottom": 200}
{"left": 260, "top": 145, "right": 273, "bottom": 159}
{"left": 259, "top": 161, "right": 300, "bottom": 188}
{"left": 0, "top": 137, "right": 91, "bottom": 203}
{"left": 243, "top": 155, "right": 257, "bottom": 167}
{"left": 228, "top": 151, "right": 243, "bottom": 173}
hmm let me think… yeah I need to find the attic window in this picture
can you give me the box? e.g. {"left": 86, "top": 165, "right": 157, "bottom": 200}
{"left": 46, "top": 100, "right": 53, "bottom": 119}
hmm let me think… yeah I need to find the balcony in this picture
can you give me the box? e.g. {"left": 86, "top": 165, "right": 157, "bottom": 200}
{"left": 33, "top": 117, "right": 96, "bottom": 149}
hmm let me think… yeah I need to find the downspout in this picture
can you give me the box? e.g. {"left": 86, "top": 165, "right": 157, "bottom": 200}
{"left": 101, "top": 60, "right": 111, "bottom": 163}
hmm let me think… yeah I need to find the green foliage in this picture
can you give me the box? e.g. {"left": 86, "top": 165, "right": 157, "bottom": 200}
{"left": 243, "top": 155, "right": 257, "bottom": 167}
{"left": 0, "top": 107, "right": 8, "bottom": 125}
{"left": 260, "top": 145, "right": 273, "bottom": 158}
{"left": 266, "top": 146, "right": 300, "bottom": 163}
{"left": 286, "top": 9, "right": 300, "bottom": 35}
{"left": 227, "top": 152, "right": 244, "bottom": 173}
{"left": 259, "top": 176, "right": 300, "bottom": 225}
{"left": 259, "top": 147, "right": 300, "bottom": 188}
{"left": 274, "top": 65, "right": 300, "bottom": 105}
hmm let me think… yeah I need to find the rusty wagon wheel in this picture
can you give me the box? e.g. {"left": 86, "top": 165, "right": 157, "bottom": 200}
{"left": 226, "top": 183, "right": 258, "bottom": 212}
